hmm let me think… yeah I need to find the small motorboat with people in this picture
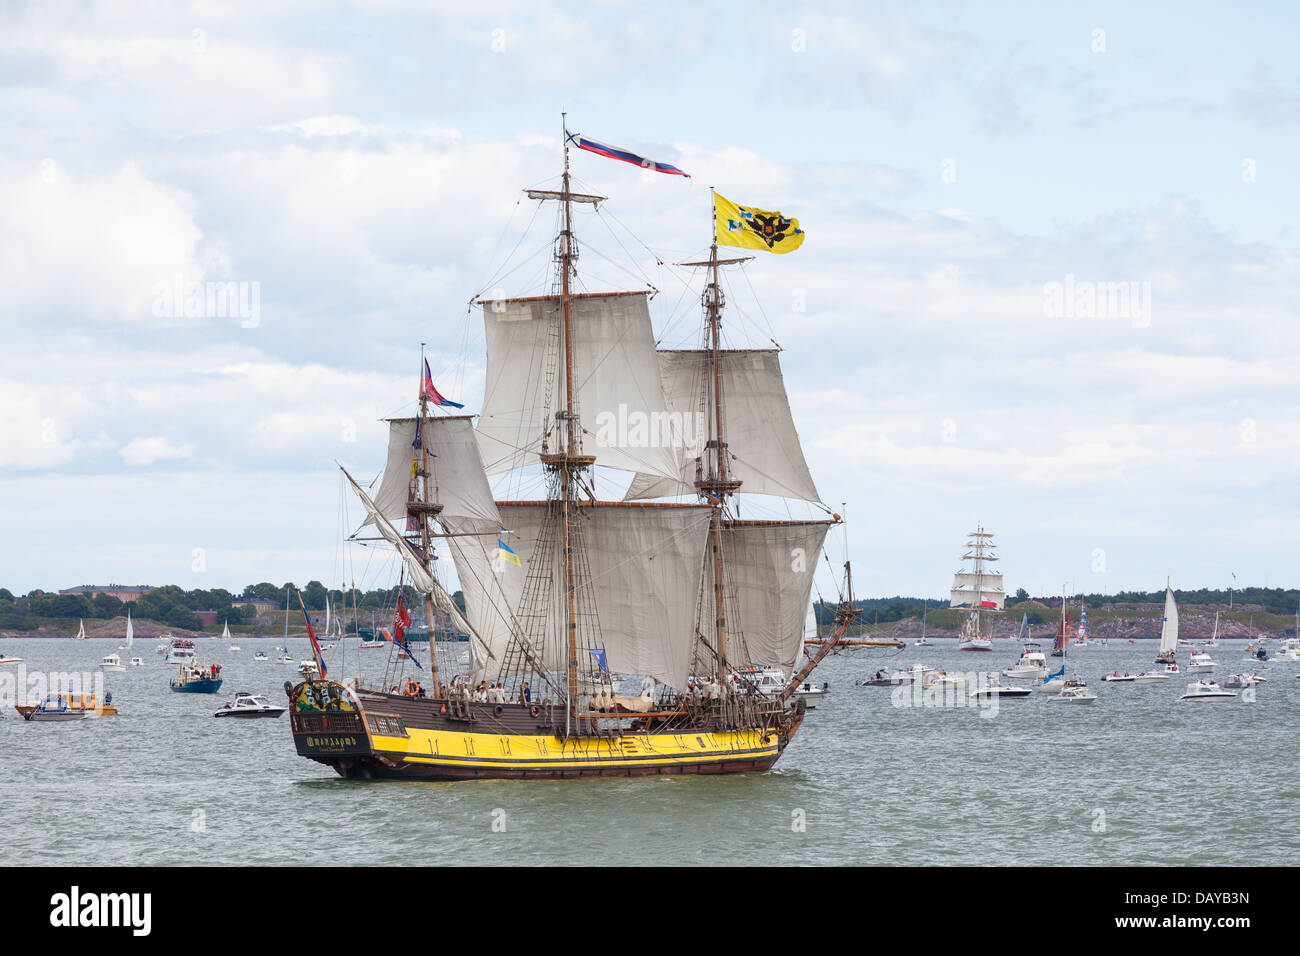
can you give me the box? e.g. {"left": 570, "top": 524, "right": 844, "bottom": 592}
{"left": 858, "top": 663, "right": 936, "bottom": 687}
{"left": 298, "top": 660, "right": 320, "bottom": 678}
{"left": 253, "top": 651, "right": 268, "bottom": 662}
{"left": 16, "top": 691, "right": 117, "bottom": 720}
{"left": 923, "top": 671, "right": 967, "bottom": 690}
{"left": 213, "top": 691, "right": 286, "bottom": 718}
{"left": 1222, "top": 673, "right": 1266, "bottom": 689}
{"left": 1186, "top": 651, "right": 1217, "bottom": 673}
{"left": 128, "top": 657, "right": 144, "bottom": 667}
{"left": 0, "top": 653, "right": 24, "bottom": 665}
{"left": 99, "top": 653, "right": 125, "bottom": 672}
{"left": 1048, "top": 678, "right": 1097, "bottom": 704}
{"left": 1002, "top": 642, "right": 1047, "bottom": 679}
{"left": 1178, "top": 680, "right": 1236, "bottom": 702}
{"left": 1273, "top": 638, "right": 1300, "bottom": 662}
{"left": 170, "top": 662, "right": 223, "bottom": 693}
{"left": 1134, "top": 665, "right": 1176, "bottom": 684}
{"left": 1102, "top": 671, "right": 1137, "bottom": 683}
{"left": 165, "top": 639, "right": 197, "bottom": 663}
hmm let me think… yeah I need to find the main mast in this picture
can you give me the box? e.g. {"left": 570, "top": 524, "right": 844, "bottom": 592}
{"left": 416, "top": 343, "right": 443, "bottom": 697}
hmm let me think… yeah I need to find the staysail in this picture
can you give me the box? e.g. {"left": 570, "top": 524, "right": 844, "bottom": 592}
{"left": 340, "top": 465, "right": 493, "bottom": 662}
{"left": 625, "top": 349, "right": 821, "bottom": 503}
{"left": 475, "top": 292, "right": 683, "bottom": 481}
{"left": 445, "top": 502, "right": 712, "bottom": 691}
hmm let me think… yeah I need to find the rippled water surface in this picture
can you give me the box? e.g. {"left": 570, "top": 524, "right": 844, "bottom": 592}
{"left": 3, "top": 638, "right": 1296, "bottom": 866}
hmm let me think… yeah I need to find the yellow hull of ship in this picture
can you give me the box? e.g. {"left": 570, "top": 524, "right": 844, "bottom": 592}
{"left": 364, "top": 725, "right": 780, "bottom": 773}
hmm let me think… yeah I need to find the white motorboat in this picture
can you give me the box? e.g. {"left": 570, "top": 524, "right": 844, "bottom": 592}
{"left": 253, "top": 651, "right": 268, "bottom": 662}
{"left": 165, "top": 639, "right": 196, "bottom": 663}
{"left": 0, "top": 654, "right": 23, "bottom": 665}
{"left": 298, "top": 660, "right": 320, "bottom": 678}
{"left": 1048, "top": 679, "right": 1097, "bottom": 704}
{"left": 128, "top": 657, "right": 144, "bottom": 667}
{"left": 858, "top": 663, "right": 937, "bottom": 687}
{"left": 1102, "top": 671, "right": 1137, "bottom": 683}
{"left": 1186, "top": 651, "right": 1217, "bottom": 674}
{"left": 923, "top": 671, "right": 967, "bottom": 689}
{"left": 1133, "top": 670, "right": 1172, "bottom": 684}
{"left": 1273, "top": 638, "right": 1300, "bottom": 662}
{"left": 1221, "top": 673, "right": 1266, "bottom": 688}
{"left": 789, "top": 681, "right": 828, "bottom": 708}
{"left": 970, "top": 676, "right": 1032, "bottom": 700}
{"left": 1179, "top": 680, "right": 1236, "bottom": 702}
{"left": 99, "top": 653, "right": 125, "bottom": 672}
{"left": 213, "top": 691, "right": 286, "bottom": 719}
{"left": 1002, "top": 641, "right": 1047, "bottom": 679}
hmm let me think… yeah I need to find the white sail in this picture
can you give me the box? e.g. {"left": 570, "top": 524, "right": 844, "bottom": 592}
{"left": 221, "top": 620, "right": 231, "bottom": 641}
{"left": 324, "top": 597, "right": 330, "bottom": 637}
{"left": 124, "top": 612, "right": 133, "bottom": 648}
{"left": 625, "top": 349, "right": 821, "bottom": 503}
{"left": 703, "top": 521, "right": 832, "bottom": 676}
{"left": 368, "top": 416, "right": 501, "bottom": 528}
{"left": 475, "top": 293, "right": 682, "bottom": 481}
{"left": 340, "top": 465, "right": 492, "bottom": 662}
{"left": 76, "top": 619, "right": 85, "bottom": 639}
{"left": 950, "top": 571, "right": 1006, "bottom": 610}
{"left": 445, "top": 502, "right": 712, "bottom": 691}
{"left": 1159, "top": 581, "right": 1179, "bottom": 654}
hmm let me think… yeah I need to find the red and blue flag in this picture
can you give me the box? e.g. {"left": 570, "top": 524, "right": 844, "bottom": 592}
{"left": 566, "top": 130, "right": 690, "bottom": 178}
{"left": 421, "top": 359, "right": 463, "bottom": 408}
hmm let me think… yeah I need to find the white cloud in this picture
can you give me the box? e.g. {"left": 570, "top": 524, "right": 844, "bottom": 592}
{"left": 120, "top": 436, "right": 196, "bottom": 466}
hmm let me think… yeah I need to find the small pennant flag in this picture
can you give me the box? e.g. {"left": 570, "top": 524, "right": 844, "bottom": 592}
{"left": 421, "top": 359, "right": 464, "bottom": 408}
{"left": 566, "top": 130, "right": 690, "bottom": 177}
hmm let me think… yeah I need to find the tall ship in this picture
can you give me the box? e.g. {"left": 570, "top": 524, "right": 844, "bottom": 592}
{"left": 287, "top": 125, "right": 855, "bottom": 780}
{"left": 950, "top": 526, "right": 1004, "bottom": 651}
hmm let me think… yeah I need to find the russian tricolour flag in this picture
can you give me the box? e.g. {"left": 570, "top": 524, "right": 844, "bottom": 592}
{"left": 566, "top": 130, "right": 690, "bottom": 178}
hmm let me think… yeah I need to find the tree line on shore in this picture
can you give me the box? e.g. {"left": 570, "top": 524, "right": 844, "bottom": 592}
{"left": 0, "top": 582, "right": 466, "bottom": 632}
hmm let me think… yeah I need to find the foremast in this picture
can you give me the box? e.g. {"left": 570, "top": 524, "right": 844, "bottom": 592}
{"left": 412, "top": 343, "right": 444, "bottom": 697}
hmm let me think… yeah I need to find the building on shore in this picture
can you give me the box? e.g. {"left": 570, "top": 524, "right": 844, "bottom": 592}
{"left": 58, "top": 584, "right": 155, "bottom": 603}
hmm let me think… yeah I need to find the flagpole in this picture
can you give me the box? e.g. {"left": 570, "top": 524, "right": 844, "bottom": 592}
{"left": 417, "top": 341, "right": 443, "bottom": 697}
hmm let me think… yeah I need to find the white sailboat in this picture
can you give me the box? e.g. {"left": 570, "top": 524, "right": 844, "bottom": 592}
{"left": 951, "top": 526, "right": 1003, "bottom": 651}
{"left": 118, "top": 611, "right": 134, "bottom": 650}
{"left": 1202, "top": 610, "right": 1220, "bottom": 647}
{"left": 74, "top": 619, "right": 87, "bottom": 640}
{"left": 1155, "top": 579, "right": 1178, "bottom": 664}
{"left": 224, "top": 619, "right": 240, "bottom": 653}
{"left": 276, "top": 589, "right": 294, "bottom": 663}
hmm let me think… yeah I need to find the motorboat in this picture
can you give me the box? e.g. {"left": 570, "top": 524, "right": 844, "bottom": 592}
{"left": 858, "top": 663, "right": 936, "bottom": 687}
{"left": 1102, "top": 671, "right": 1137, "bottom": 683}
{"left": 0, "top": 654, "right": 24, "bottom": 665}
{"left": 923, "top": 671, "right": 967, "bottom": 689}
{"left": 789, "top": 681, "right": 828, "bottom": 709}
{"left": 298, "top": 660, "right": 320, "bottom": 678}
{"left": 253, "top": 651, "right": 268, "bottom": 662}
{"left": 1186, "top": 651, "right": 1217, "bottom": 674}
{"left": 1002, "top": 642, "right": 1047, "bottom": 679}
{"left": 1222, "top": 673, "right": 1266, "bottom": 688}
{"left": 1133, "top": 670, "right": 1172, "bottom": 684}
{"left": 970, "top": 676, "right": 1031, "bottom": 700}
{"left": 164, "top": 639, "right": 197, "bottom": 663}
{"left": 16, "top": 692, "right": 117, "bottom": 720}
{"left": 213, "top": 691, "right": 286, "bottom": 718}
{"left": 99, "top": 653, "right": 125, "bottom": 672}
{"left": 1049, "top": 679, "right": 1097, "bottom": 704}
{"left": 128, "top": 657, "right": 144, "bottom": 667}
{"left": 1178, "top": 680, "right": 1236, "bottom": 702}
{"left": 170, "top": 662, "right": 224, "bottom": 693}
{"left": 1273, "top": 638, "right": 1300, "bottom": 662}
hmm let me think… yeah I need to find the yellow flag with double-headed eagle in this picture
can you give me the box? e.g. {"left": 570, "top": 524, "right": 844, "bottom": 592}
{"left": 714, "top": 192, "right": 804, "bottom": 254}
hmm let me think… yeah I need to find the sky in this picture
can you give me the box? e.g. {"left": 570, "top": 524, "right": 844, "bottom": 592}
{"left": 1, "top": 0, "right": 1297, "bottom": 603}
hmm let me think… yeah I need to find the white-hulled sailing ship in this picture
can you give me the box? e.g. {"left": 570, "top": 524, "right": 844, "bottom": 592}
{"left": 287, "top": 125, "right": 856, "bottom": 780}
{"left": 951, "top": 526, "right": 1004, "bottom": 651}
{"left": 1155, "top": 579, "right": 1179, "bottom": 664}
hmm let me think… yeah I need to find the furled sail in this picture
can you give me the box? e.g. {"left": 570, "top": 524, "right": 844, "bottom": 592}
{"left": 703, "top": 520, "right": 832, "bottom": 675}
{"left": 475, "top": 292, "right": 683, "bottom": 481}
{"left": 445, "top": 502, "right": 712, "bottom": 690}
{"left": 340, "top": 465, "right": 492, "bottom": 661}
{"left": 624, "top": 349, "right": 821, "bottom": 503}
{"left": 949, "top": 571, "right": 1006, "bottom": 610}
{"left": 366, "top": 415, "right": 501, "bottom": 528}
{"left": 1159, "top": 582, "right": 1179, "bottom": 654}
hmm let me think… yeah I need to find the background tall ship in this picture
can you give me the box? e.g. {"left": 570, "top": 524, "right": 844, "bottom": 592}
{"left": 950, "top": 526, "right": 1004, "bottom": 651}
{"left": 287, "top": 125, "right": 856, "bottom": 780}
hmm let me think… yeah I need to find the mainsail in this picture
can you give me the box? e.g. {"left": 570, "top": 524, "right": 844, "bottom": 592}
{"left": 624, "top": 349, "right": 820, "bottom": 503}
{"left": 475, "top": 292, "right": 683, "bottom": 481}
{"left": 1159, "top": 580, "right": 1179, "bottom": 655}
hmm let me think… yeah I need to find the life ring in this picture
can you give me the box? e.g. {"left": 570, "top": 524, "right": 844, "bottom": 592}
{"left": 403, "top": 680, "right": 420, "bottom": 697}
{"left": 494, "top": 704, "right": 505, "bottom": 717}
{"left": 529, "top": 704, "right": 541, "bottom": 719}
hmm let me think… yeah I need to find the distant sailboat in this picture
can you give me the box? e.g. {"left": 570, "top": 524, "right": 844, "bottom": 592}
{"left": 1050, "top": 592, "right": 1072, "bottom": 657}
{"left": 74, "top": 619, "right": 87, "bottom": 640}
{"left": 1155, "top": 579, "right": 1178, "bottom": 664}
{"left": 952, "top": 526, "right": 1003, "bottom": 651}
{"left": 224, "top": 619, "right": 240, "bottom": 652}
{"left": 118, "top": 611, "right": 134, "bottom": 650}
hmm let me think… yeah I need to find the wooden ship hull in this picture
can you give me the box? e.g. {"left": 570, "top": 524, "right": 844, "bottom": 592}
{"left": 289, "top": 681, "right": 806, "bottom": 780}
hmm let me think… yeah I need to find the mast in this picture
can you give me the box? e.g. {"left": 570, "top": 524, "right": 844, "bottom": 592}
{"left": 415, "top": 342, "right": 444, "bottom": 697}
